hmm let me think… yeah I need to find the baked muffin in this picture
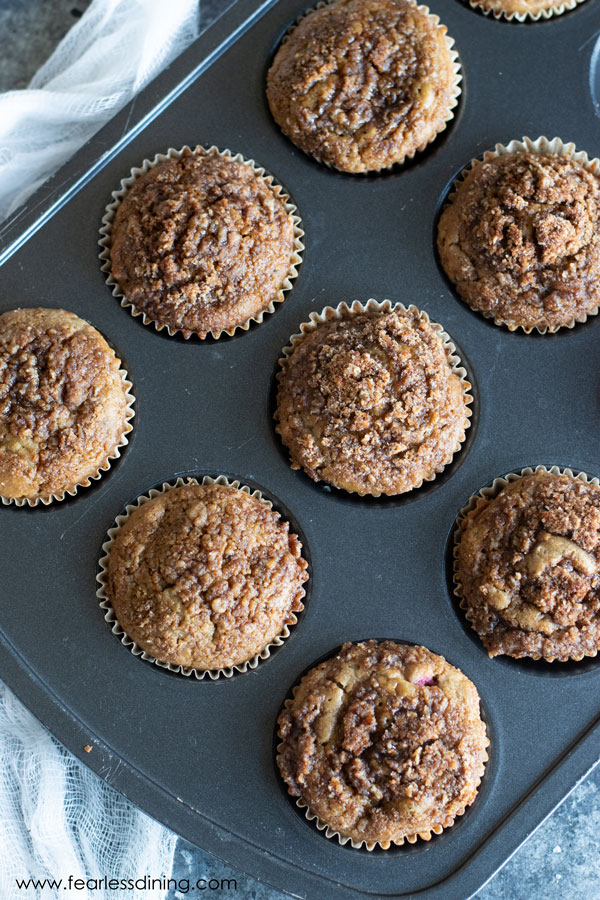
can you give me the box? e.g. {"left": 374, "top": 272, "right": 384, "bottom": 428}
{"left": 456, "top": 471, "right": 600, "bottom": 661}
{"left": 0, "top": 308, "right": 131, "bottom": 504}
{"left": 438, "top": 150, "right": 600, "bottom": 332}
{"left": 266, "top": 0, "right": 460, "bottom": 174}
{"left": 468, "top": 0, "right": 584, "bottom": 18}
{"left": 277, "top": 640, "right": 488, "bottom": 847}
{"left": 109, "top": 148, "right": 298, "bottom": 339}
{"left": 105, "top": 482, "right": 308, "bottom": 670}
{"left": 276, "top": 305, "right": 470, "bottom": 496}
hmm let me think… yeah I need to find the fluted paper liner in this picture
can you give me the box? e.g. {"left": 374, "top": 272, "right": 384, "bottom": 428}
{"left": 1, "top": 365, "right": 135, "bottom": 508}
{"left": 276, "top": 642, "right": 488, "bottom": 850}
{"left": 96, "top": 475, "right": 306, "bottom": 680}
{"left": 99, "top": 145, "right": 304, "bottom": 339}
{"left": 453, "top": 464, "right": 600, "bottom": 662}
{"left": 271, "top": 0, "right": 462, "bottom": 173}
{"left": 441, "top": 136, "right": 600, "bottom": 334}
{"left": 466, "top": 0, "right": 587, "bottom": 22}
{"left": 275, "top": 299, "right": 473, "bottom": 497}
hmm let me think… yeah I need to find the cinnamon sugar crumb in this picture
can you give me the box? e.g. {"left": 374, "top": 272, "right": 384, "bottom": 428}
{"left": 277, "top": 640, "right": 488, "bottom": 845}
{"left": 276, "top": 308, "right": 469, "bottom": 496}
{"left": 457, "top": 472, "right": 600, "bottom": 661}
{"left": 438, "top": 152, "right": 600, "bottom": 331}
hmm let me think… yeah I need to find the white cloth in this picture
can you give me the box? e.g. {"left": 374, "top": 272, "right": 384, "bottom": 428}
{"left": 0, "top": 0, "right": 201, "bottom": 894}
{"left": 0, "top": 684, "right": 177, "bottom": 898}
{"left": 0, "top": 0, "right": 200, "bottom": 221}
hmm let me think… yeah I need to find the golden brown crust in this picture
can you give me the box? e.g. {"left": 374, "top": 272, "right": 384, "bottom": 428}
{"left": 277, "top": 640, "right": 488, "bottom": 846}
{"left": 106, "top": 483, "right": 308, "bottom": 670}
{"left": 437, "top": 152, "right": 600, "bottom": 332}
{"left": 266, "top": 0, "right": 458, "bottom": 174}
{"left": 0, "top": 308, "right": 129, "bottom": 501}
{"left": 110, "top": 149, "right": 296, "bottom": 338}
{"left": 456, "top": 472, "right": 600, "bottom": 661}
{"left": 276, "top": 308, "right": 469, "bottom": 496}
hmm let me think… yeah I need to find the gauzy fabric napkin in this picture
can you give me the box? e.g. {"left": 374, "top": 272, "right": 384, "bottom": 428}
{"left": 0, "top": 684, "right": 177, "bottom": 898}
{"left": 0, "top": 0, "right": 199, "bottom": 221}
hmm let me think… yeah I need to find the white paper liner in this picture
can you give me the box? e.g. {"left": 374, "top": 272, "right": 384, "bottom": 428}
{"left": 98, "top": 145, "right": 304, "bottom": 339}
{"left": 276, "top": 643, "right": 488, "bottom": 850}
{"left": 275, "top": 299, "right": 473, "bottom": 497}
{"left": 293, "top": 797, "right": 457, "bottom": 850}
{"left": 453, "top": 464, "right": 600, "bottom": 662}
{"left": 96, "top": 475, "right": 306, "bottom": 680}
{"left": 1, "top": 365, "right": 135, "bottom": 508}
{"left": 466, "top": 0, "right": 587, "bottom": 22}
{"left": 270, "top": 0, "right": 462, "bottom": 173}
{"left": 440, "top": 135, "right": 600, "bottom": 334}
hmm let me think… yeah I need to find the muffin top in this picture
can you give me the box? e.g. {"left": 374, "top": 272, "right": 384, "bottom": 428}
{"left": 109, "top": 148, "right": 296, "bottom": 338}
{"left": 266, "top": 0, "right": 458, "bottom": 173}
{"left": 457, "top": 472, "right": 600, "bottom": 661}
{"left": 437, "top": 151, "right": 600, "bottom": 332}
{"left": 277, "top": 640, "right": 488, "bottom": 846}
{"left": 276, "top": 307, "right": 469, "bottom": 496}
{"left": 106, "top": 482, "right": 308, "bottom": 670}
{"left": 0, "top": 308, "right": 129, "bottom": 502}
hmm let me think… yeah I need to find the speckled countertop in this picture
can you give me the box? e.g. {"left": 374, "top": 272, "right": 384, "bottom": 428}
{"left": 1, "top": 1, "right": 599, "bottom": 898}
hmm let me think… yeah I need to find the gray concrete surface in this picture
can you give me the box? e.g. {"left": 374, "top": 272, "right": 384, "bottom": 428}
{"left": 0, "top": 0, "right": 91, "bottom": 90}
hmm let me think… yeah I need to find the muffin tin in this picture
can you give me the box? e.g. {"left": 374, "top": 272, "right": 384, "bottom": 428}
{"left": 1, "top": 0, "right": 600, "bottom": 897}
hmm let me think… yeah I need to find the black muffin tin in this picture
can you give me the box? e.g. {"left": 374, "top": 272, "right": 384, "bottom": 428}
{"left": 1, "top": 0, "right": 600, "bottom": 897}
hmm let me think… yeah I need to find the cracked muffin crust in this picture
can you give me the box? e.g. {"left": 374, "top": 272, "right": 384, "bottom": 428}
{"left": 276, "top": 306, "right": 470, "bottom": 496}
{"left": 266, "top": 0, "right": 459, "bottom": 174}
{"left": 456, "top": 472, "right": 600, "bottom": 661}
{"left": 109, "top": 148, "right": 297, "bottom": 338}
{"left": 0, "top": 308, "right": 130, "bottom": 503}
{"left": 277, "top": 640, "right": 488, "bottom": 847}
{"left": 105, "top": 482, "right": 308, "bottom": 670}
{"left": 437, "top": 150, "right": 600, "bottom": 332}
